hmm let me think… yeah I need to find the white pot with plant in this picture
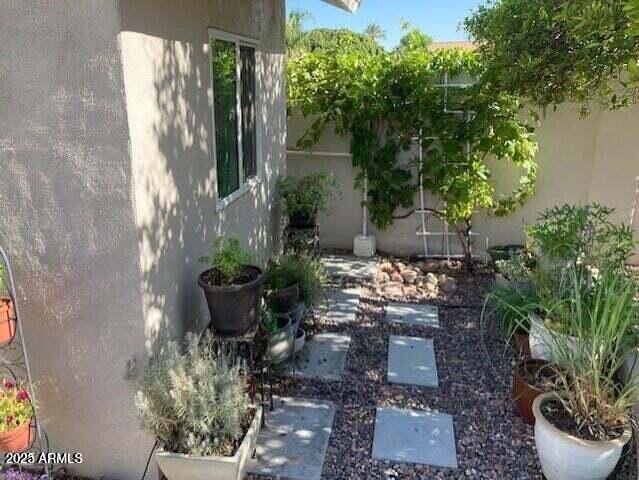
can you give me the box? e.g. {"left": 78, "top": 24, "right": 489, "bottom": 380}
{"left": 532, "top": 267, "right": 637, "bottom": 480}
{"left": 134, "top": 332, "right": 262, "bottom": 480}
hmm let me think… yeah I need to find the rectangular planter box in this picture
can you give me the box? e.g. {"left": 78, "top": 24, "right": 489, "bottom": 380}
{"left": 156, "top": 406, "right": 263, "bottom": 480}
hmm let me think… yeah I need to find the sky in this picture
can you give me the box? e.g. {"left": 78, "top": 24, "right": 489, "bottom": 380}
{"left": 286, "top": 0, "right": 485, "bottom": 49}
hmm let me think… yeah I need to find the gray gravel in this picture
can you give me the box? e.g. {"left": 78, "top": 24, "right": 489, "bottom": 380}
{"left": 250, "top": 258, "right": 638, "bottom": 479}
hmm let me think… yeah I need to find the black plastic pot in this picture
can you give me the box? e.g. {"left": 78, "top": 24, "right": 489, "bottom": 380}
{"left": 289, "top": 211, "right": 317, "bottom": 229}
{"left": 487, "top": 244, "right": 525, "bottom": 262}
{"left": 275, "top": 283, "right": 300, "bottom": 313}
{"left": 198, "top": 266, "right": 264, "bottom": 336}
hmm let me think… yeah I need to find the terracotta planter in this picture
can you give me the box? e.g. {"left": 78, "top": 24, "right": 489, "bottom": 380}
{"left": 0, "top": 297, "right": 16, "bottom": 345}
{"left": 156, "top": 406, "right": 262, "bottom": 480}
{"left": 198, "top": 266, "right": 264, "bottom": 337}
{"left": 513, "top": 359, "right": 550, "bottom": 425}
{"left": 0, "top": 420, "right": 34, "bottom": 453}
{"left": 533, "top": 392, "right": 631, "bottom": 480}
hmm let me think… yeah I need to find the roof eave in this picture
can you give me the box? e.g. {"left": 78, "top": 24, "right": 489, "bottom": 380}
{"left": 321, "top": 0, "right": 362, "bottom": 13}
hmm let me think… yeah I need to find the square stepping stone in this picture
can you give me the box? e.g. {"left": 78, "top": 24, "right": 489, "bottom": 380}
{"left": 387, "top": 335, "right": 438, "bottom": 388}
{"left": 279, "top": 333, "right": 351, "bottom": 381}
{"left": 386, "top": 302, "right": 439, "bottom": 328}
{"left": 324, "top": 288, "right": 360, "bottom": 324}
{"left": 372, "top": 407, "right": 458, "bottom": 469}
{"left": 322, "top": 254, "right": 378, "bottom": 280}
{"left": 248, "top": 397, "right": 336, "bottom": 480}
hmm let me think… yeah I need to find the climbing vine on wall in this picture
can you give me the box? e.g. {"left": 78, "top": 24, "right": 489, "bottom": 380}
{"left": 288, "top": 37, "right": 538, "bottom": 262}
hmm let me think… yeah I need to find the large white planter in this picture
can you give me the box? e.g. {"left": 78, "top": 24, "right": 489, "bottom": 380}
{"left": 533, "top": 393, "right": 631, "bottom": 480}
{"left": 156, "top": 406, "right": 263, "bottom": 480}
{"left": 529, "top": 314, "right": 579, "bottom": 363}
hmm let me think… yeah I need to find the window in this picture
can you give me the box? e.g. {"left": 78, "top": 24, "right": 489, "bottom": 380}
{"left": 209, "top": 30, "right": 260, "bottom": 207}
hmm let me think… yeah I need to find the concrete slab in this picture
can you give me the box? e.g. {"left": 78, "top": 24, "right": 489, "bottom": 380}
{"left": 324, "top": 288, "right": 360, "bottom": 324}
{"left": 248, "top": 397, "right": 336, "bottom": 480}
{"left": 372, "top": 407, "right": 458, "bottom": 469}
{"left": 387, "top": 335, "right": 438, "bottom": 388}
{"left": 322, "top": 254, "right": 378, "bottom": 280}
{"left": 279, "top": 333, "right": 351, "bottom": 381}
{"left": 386, "top": 302, "right": 440, "bottom": 328}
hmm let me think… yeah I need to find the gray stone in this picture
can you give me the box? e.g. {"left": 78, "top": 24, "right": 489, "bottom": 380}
{"left": 248, "top": 397, "right": 336, "bottom": 480}
{"left": 372, "top": 407, "right": 458, "bottom": 469}
{"left": 386, "top": 302, "right": 440, "bottom": 328}
{"left": 322, "top": 254, "right": 378, "bottom": 280}
{"left": 324, "top": 288, "right": 360, "bottom": 325}
{"left": 387, "top": 335, "right": 438, "bottom": 387}
{"left": 280, "top": 333, "right": 351, "bottom": 381}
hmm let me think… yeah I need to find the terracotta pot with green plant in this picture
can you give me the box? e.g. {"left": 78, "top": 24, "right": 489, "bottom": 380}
{"left": 513, "top": 359, "right": 556, "bottom": 424}
{"left": 134, "top": 332, "right": 262, "bottom": 480}
{"left": 0, "top": 265, "right": 16, "bottom": 346}
{"left": 0, "top": 379, "right": 34, "bottom": 453}
{"left": 198, "top": 238, "right": 264, "bottom": 337}
{"left": 532, "top": 267, "right": 637, "bottom": 480}
{"left": 277, "top": 173, "right": 339, "bottom": 229}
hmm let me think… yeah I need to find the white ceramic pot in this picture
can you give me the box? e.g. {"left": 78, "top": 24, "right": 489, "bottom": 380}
{"left": 533, "top": 393, "right": 631, "bottom": 480}
{"left": 528, "top": 314, "right": 579, "bottom": 363}
{"left": 294, "top": 328, "right": 306, "bottom": 353}
{"left": 156, "top": 406, "right": 263, "bottom": 480}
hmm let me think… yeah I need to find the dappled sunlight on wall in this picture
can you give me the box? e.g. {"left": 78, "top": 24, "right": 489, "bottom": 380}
{"left": 120, "top": 0, "right": 287, "bottom": 351}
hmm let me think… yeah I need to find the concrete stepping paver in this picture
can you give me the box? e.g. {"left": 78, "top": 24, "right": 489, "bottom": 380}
{"left": 324, "top": 288, "right": 360, "bottom": 324}
{"left": 372, "top": 407, "right": 458, "bottom": 469}
{"left": 248, "top": 397, "right": 336, "bottom": 480}
{"left": 322, "top": 254, "right": 378, "bottom": 281}
{"left": 385, "top": 302, "right": 440, "bottom": 328}
{"left": 279, "top": 333, "right": 351, "bottom": 381}
{"left": 387, "top": 335, "right": 438, "bottom": 388}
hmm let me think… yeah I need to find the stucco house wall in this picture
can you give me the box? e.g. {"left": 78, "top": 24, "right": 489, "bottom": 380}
{"left": 288, "top": 103, "right": 639, "bottom": 261}
{"left": 0, "top": 0, "right": 286, "bottom": 478}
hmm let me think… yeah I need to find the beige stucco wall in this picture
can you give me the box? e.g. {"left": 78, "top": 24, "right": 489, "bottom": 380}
{"left": 119, "top": 0, "right": 287, "bottom": 345}
{"left": 288, "top": 103, "right": 639, "bottom": 260}
{"left": 0, "top": 0, "right": 286, "bottom": 478}
{"left": 0, "top": 1, "right": 149, "bottom": 478}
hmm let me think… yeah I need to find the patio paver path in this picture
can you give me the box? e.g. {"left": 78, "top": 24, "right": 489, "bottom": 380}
{"left": 248, "top": 397, "right": 336, "bottom": 480}
{"left": 323, "top": 288, "right": 360, "bottom": 325}
{"left": 385, "top": 302, "right": 440, "bottom": 328}
{"left": 322, "top": 254, "right": 378, "bottom": 281}
{"left": 387, "top": 335, "right": 438, "bottom": 387}
{"left": 371, "top": 406, "right": 458, "bottom": 469}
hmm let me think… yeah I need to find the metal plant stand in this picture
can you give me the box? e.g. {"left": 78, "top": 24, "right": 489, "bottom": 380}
{"left": 0, "top": 246, "right": 50, "bottom": 476}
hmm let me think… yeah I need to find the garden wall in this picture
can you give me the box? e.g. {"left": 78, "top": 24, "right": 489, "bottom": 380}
{"left": 287, "top": 103, "right": 639, "bottom": 262}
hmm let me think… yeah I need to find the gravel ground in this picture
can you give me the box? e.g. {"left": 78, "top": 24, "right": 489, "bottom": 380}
{"left": 250, "top": 257, "right": 638, "bottom": 479}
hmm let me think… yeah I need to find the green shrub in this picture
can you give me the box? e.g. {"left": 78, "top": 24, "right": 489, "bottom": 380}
{"left": 199, "top": 238, "right": 254, "bottom": 285}
{"left": 544, "top": 266, "right": 638, "bottom": 440}
{"left": 277, "top": 173, "right": 339, "bottom": 223}
{"left": 484, "top": 283, "right": 539, "bottom": 338}
{"left": 134, "top": 332, "right": 250, "bottom": 456}
{"left": 264, "top": 254, "right": 326, "bottom": 307}
{"left": 526, "top": 203, "right": 635, "bottom": 269}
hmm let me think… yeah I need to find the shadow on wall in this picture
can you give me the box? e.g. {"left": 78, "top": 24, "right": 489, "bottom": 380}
{"left": 121, "top": 0, "right": 286, "bottom": 352}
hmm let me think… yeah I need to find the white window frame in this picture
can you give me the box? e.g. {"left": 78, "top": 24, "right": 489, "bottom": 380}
{"left": 208, "top": 28, "right": 263, "bottom": 212}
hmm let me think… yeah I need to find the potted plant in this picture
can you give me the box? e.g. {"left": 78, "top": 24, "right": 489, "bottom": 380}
{"left": 294, "top": 327, "right": 306, "bottom": 354}
{"left": 532, "top": 267, "right": 637, "bottom": 480}
{"left": 277, "top": 173, "right": 339, "bottom": 229}
{"left": 198, "top": 238, "right": 264, "bottom": 336}
{"left": 487, "top": 244, "right": 525, "bottom": 263}
{"left": 0, "top": 265, "right": 16, "bottom": 345}
{"left": 0, "top": 379, "right": 34, "bottom": 453}
{"left": 262, "top": 310, "right": 294, "bottom": 364}
{"left": 134, "top": 332, "right": 262, "bottom": 480}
